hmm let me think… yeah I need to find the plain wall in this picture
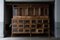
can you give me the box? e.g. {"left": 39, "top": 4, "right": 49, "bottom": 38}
{"left": 55, "top": 0, "right": 60, "bottom": 38}
{"left": 0, "top": 0, "right": 4, "bottom": 37}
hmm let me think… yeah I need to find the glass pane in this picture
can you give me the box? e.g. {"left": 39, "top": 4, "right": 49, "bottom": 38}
{"left": 35, "top": 8, "right": 39, "bottom": 16}
{"left": 28, "top": 8, "right": 33, "bottom": 16}
{"left": 45, "top": 8, "right": 49, "bottom": 16}
{"left": 13, "top": 8, "right": 18, "bottom": 16}
{"left": 19, "top": 8, "right": 22, "bottom": 16}
{"left": 40, "top": 8, "right": 44, "bottom": 16}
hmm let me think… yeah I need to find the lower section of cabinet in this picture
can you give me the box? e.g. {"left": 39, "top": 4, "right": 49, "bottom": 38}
{"left": 11, "top": 16, "right": 50, "bottom": 37}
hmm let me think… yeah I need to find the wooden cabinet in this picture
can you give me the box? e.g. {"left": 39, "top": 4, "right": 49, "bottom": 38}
{"left": 11, "top": 4, "right": 50, "bottom": 36}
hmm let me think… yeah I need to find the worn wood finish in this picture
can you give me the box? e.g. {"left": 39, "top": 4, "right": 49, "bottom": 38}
{"left": 11, "top": 4, "right": 50, "bottom": 37}
{"left": 12, "top": 16, "right": 50, "bottom": 34}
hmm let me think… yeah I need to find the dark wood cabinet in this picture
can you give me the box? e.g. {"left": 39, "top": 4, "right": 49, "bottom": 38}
{"left": 11, "top": 4, "right": 50, "bottom": 37}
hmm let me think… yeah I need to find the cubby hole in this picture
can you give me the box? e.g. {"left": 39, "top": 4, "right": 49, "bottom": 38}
{"left": 24, "top": 25, "right": 30, "bottom": 28}
{"left": 44, "top": 24, "right": 48, "bottom": 28}
{"left": 19, "top": 29, "right": 23, "bottom": 32}
{"left": 24, "top": 20, "right": 30, "bottom": 24}
{"left": 44, "top": 29, "right": 48, "bottom": 33}
{"left": 12, "top": 28, "right": 18, "bottom": 32}
{"left": 43, "top": 20, "right": 49, "bottom": 23}
{"left": 25, "top": 29, "right": 30, "bottom": 32}
{"left": 12, "top": 20, "right": 17, "bottom": 23}
{"left": 37, "top": 20, "right": 42, "bottom": 24}
{"left": 31, "top": 25, "right": 36, "bottom": 28}
{"left": 38, "top": 30, "right": 42, "bottom": 32}
{"left": 19, "top": 25, "right": 23, "bottom": 28}
{"left": 37, "top": 24, "right": 43, "bottom": 28}
{"left": 32, "top": 20, "right": 36, "bottom": 24}
{"left": 13, "top": 25, "right": 17, "bottom": 27}
{"left": 31, "top": 29, "right": 36, "bottom": 32}
{"left": 19, "top": 20, "right": 24, "bottom": 24}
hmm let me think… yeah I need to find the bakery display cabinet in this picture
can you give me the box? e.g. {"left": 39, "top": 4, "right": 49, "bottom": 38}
{"left": 11, "top": 4, "right": 50, "bottom": 37}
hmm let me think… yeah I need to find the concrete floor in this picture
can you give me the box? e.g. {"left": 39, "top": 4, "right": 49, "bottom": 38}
{"left": 0, "top": 37, "right": 60, "bottom": 40}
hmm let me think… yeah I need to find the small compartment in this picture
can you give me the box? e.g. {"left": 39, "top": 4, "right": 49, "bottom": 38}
{"left": 12, "top": 20, "right": 17, "bottom": 23}
{"left": 24, "top": 25, "right": 30, "bottom": 28}
{"left": 32, "top": 20, "right": 36, "bottom": 24}
{"left": 44, "top": 29, "right": 48, "bottom": 33}
{"left": 24, "top": 29, "right": 30, "bottom": 32}
{"left": 37, "top": 20, "right": 42, "bottom": 24}
{"left": 31, "top": 25, "right": 36, "bottom": 28}
{"left": 43, "top": 20, "right": 49, "bottom": 23}
{"left": 31, "top": 29, "right": 36, "bottom": 32}
{"left": 19, "top": 25, "right": 23, "bottom": 28}
{"left": 19, "top": 20, "right": 24, "bottom": 24}
{"left": 44, "top": 24, "right": 49, "bottom": 28}
{"left": 19, "top": 29, "right": 23, "bottom": 32}
{"left": 12, "top": 25, "right": 17, "bottom": 27}
{"left": 37, "top": 24, "right": 43, "bottom": 28}
{"left": 24, "top": 20, "right": 30, "bottom": 24}
{"left": 37, "top": 29, "right": 43, "bottom": 33}
{"left": 12, "top": 28, "right": 18, "bottom": 32}
{"left": 38, "top": 30, "right": 42, "bottom": 32}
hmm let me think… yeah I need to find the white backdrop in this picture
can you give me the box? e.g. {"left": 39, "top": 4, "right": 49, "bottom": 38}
{"left": 0, "top": 0, "right": 4, "bottom": 37}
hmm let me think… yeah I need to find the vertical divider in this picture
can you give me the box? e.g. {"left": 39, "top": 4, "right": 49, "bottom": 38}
{"left": 18, "top": 8, "right": 20, "bottom": 16}
{"left": 23, "top": 19, "right": 24, "bottom": 33}
{"left": 44, "top": 8, "right": 45, "bottom": 16}
{"left": 36, "top": 19, "right": 37, "bottom": 33}
{"left": 30, "top": 19, "right": 32, "bottom": 40}
{"left": 47, "top": 8, "right": 49, "bottom": 16}
{"left": 48, "top": 20, "right": 50, "bottom": 40}
{"left": 17, "top": 8, "right": 18, "bottom": 16}
{"left": 22, "top": 8, "right": 23, "bottom": 16}
{"left": 26, "top": 8, "right": 28, "bottom": 16}
{"left": 39, "top": 8, "right": 41, "bottom": 16}
{"left": 17, "top": 18, "right": 19, "bottom": 32}
{"left": 33, "top": 8, "right": 35, "bottom": 16}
